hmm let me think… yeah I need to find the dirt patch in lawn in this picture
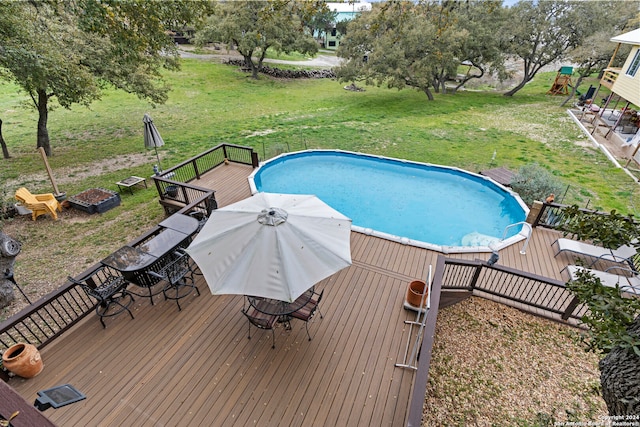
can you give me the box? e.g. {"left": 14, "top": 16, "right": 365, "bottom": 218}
{"left": 2, "top": 153, "right": 152, "bottom": 190}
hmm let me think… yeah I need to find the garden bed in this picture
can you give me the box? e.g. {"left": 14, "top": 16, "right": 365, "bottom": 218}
{"left": 68, "top": 188, "right": 120, "bottom": 214}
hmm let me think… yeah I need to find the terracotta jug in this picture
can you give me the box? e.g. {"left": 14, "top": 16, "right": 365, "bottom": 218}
{"left": 2, "top": 343, "right": 44, "bottom": 378}
{"left": 406, "top": 280, "right": 428, "bottom": 308}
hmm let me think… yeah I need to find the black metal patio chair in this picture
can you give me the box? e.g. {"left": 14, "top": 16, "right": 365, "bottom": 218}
{"left": 147, "top": 249, "right": 200, "bottom": 312}
{"left": 290, "top": 289, "right": 324, "bottom": 341}
{"left": 241, "top": 307, "right": 278, "bottom": 349}
{"left": 68, "top": 267, "right": 135, "bottom": 328}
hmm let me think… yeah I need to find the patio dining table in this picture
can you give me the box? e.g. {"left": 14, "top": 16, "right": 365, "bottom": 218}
{"left": 101, "top": 213, "right": 199, "bottom": 303}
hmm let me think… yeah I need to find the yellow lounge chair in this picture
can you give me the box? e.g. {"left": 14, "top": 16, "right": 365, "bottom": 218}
{"left": 15, "top": 187, "right": 61, "bottom": 220}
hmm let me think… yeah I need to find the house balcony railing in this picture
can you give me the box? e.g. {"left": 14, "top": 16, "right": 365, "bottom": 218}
{"left": 600, "top": 67, "right": 621, "bottom": 90}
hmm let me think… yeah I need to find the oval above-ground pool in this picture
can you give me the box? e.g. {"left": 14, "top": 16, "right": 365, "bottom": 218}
{"left": 249, "top": 150, "right": 529, "bottom": 254}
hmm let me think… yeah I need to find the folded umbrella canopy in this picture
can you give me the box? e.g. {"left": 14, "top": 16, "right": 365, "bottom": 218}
{"left": 143, "top": 113, "right": 165, "bottom": 170}
{"left": 186, "top": 193, "right": 352, "bottom": 302}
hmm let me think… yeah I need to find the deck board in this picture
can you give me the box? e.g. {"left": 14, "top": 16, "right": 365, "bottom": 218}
{"left": 8, "top": 162, "right": 574, "bottom": 427}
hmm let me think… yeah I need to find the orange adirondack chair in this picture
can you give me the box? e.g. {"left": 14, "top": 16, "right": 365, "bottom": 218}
{"left": 15, "top": 187, "right": 61, "bottom": 220}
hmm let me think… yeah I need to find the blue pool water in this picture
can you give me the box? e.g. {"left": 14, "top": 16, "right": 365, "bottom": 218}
{"left": 249, "top": 150, "right": 528, "bottom": 252}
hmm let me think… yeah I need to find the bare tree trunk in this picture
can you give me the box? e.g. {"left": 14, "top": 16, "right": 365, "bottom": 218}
{"left": 599, "top": 315, "right": 640, "bottom": 415}
{"left": 504, "top": 59, "right": 546, "bottom": 97}
{"left": 561, "top": 75, "right": 585, "bottom": 107}
{"left": 249, "top": 59, "right": 259, "bottom": 79}
{"left": 256, "top": 47, "right": 268, "bottom": 74}
{"left": 503, "top": 79, "right": 528, "bottom": 97}
{"left": 453, "top": 63, "right": 485, "bottom": 94}
{"left": 0, "top": 118, "right": 10, "bottom": 159}
{"left": 422, "top": 86, "right": 434, "bottom": 101}
{"left": 36, "top": 89, "right": 52, "bottom": 156}
{"left": 240, "top": 53, "right": 259, "bottom": 79}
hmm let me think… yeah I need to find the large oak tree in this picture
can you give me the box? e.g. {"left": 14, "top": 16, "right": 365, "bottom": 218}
{"left": 334, "top": 1, "right": 507, "bottom": 100}
{"left": 194, "top": 0, "right": 322, "bottom": 79}
{"left": 506, "top": 0, "right": 636, "bottom": 99}
{"left": 561, "top": 4, "right": 637, "bottom": 106}
{"left": 0, "top": 0, "right": 209, "bottom": 156}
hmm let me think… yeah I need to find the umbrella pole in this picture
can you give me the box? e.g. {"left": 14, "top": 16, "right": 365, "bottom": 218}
{"left": 154, "top": 146, "right": 162, "bottom": 171}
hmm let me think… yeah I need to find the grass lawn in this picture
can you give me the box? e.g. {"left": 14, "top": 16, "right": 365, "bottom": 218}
{"left": 0, "top": 57, "right": 628, "bottom": 424}
{"left": 2, "top": 58, "right": 637, "bottom": 213}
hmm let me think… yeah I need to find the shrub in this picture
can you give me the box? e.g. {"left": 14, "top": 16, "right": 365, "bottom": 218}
{"left": 559, "top": 205, "right": 639, "bottom": 249}
{"left": 510, "top": 163, "right": 563, "bottom": 206}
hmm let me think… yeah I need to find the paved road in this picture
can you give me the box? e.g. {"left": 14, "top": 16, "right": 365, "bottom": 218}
{"left": 265, "top": 54, "right": 340, "bottom": 67}
{"left": 179, "top": 48, "right": 340, "bottom": 68}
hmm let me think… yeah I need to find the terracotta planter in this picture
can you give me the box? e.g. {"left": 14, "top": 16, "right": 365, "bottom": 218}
{"left": 406, "top": 280, "right": 428, "bottom": 308}
{"left": 2, "top": 343, "right": 44, "bottom": 378}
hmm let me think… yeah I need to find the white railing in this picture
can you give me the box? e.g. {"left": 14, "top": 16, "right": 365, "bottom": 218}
{"left": 502, "top": 221, "right": 532, "bottom": 255}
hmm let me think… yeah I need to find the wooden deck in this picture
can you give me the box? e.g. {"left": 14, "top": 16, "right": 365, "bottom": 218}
{"left": 8, "top": 163, "right": 577, "bottom": 426}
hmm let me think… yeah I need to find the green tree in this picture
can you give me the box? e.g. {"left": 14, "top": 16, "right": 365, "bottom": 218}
{"left": 567, "top": 268, "right": 640, "bottom": 415}
{"left": 0, "top": 0, "right": 208, "bottom": 156}
{"left": 450, "top": 0, "right": 508, "bottom": 93}
{"left": 503, "top": 0, "right": 583, "bottom": 97}
{"left": 561, "top": 210, "right": 640, "bottom": 415}
{"left": 298, "top": 1, "right": 337, "bottom": 44}
{"left": 335, "top": 1, "right": 440, "bottom": 100}
{"left": 194, "top": 0, "right": 320, "bottom": 79}
{"left": 561, "top": 2, "right": 636, "bottom": 107}
{"left": 560, "top": 31, "right": 622, "bottom": 107}
{"left": 559, "top": 206, "right": 639, "bottom": 250}
{"left": 335, "top": 1, "right": 507, "bottom": 100}
{"left": 335, "top": 20, "right": 349, "bottom": 38}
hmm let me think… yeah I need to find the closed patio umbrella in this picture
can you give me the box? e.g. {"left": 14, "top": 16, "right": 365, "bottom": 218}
{"left": 143, "top": 113, "right": 165, "bottom": 171}
{"left": 186, "top": 193, "right": 352, "bottom": 302}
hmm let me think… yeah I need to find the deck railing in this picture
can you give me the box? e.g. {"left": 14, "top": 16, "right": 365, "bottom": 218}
{"left": 405, "top": 255, "right": 587, "bottom": 427}
{"left": 439, "top": 258, "right": 586, "bottom": 321}
{"left": 0, "top": 281, "right": 93, "bottom": 353}
{"left": 153, "top": 143, "right": 258, "bottom": 214}
{"left": 530, "top": 201, "right": 570, "bottom": 229}
{"left": 0, "top": 263, "right": 139, "bottom": 355}
{"left": 531, "top": 201, "right": 637, "bottom": 232}
{"left": 158, "top": 143, "right": 258, "bottom": 183}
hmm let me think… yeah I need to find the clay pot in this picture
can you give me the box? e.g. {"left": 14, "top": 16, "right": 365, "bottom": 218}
{"left": 406, "top": 280, "right": 428, "bottom": 308}
{"left": 2, "top": 343, "right": 44, "bottom": 378}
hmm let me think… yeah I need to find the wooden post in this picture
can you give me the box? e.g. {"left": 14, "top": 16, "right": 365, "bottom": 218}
{"left": 626, "top": 143, "right": 640, "bottom": 168}
{"left": 38, "top": 147, "right": 60, "bottom": 195}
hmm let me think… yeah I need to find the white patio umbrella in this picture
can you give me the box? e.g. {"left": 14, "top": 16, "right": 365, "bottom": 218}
{"left": 143, "top": 113, "right": 165, "bottom": 170}
{"left": 186, "top": 193, "right": 352, "bottom": 302}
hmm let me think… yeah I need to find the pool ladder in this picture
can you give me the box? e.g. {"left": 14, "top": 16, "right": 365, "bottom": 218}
{"left": 501, "top": 221, "right": 532, "bottom": 255}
